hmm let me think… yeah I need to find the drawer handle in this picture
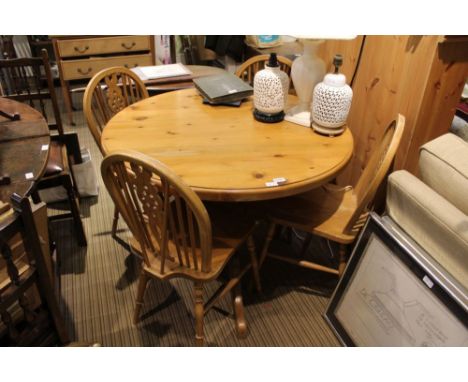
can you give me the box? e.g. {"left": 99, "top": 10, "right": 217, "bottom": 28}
{"left": 124, "top": 64, "right": 138, "bottom": 68}
{"left": 121, "top": 42, "right": 136, "bottom": 50}
{"left": 74, "top": 45, "right": 89, "bottom": 53}
{"left": 77, "top": 67, "right": 92, "bottom": 75}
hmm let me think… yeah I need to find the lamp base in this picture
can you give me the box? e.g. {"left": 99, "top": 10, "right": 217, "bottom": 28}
{"left": 312, "top": 122, "right": 345, "bottom": 136}
{"left": 284, "top": 105, "right": 312, "bottom": 127}
{"left": 253, "top": 109, "right": 285, "bottom": 123}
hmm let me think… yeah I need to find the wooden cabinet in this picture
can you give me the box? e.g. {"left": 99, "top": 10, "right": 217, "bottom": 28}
{"left": 53, "top": 35, "right": 155, "bottom": 125}
{"left": 60, "top": 54, "right": 153, "bottom": 80}
{"left": 55, "top": 35, "right": 152, "bottom": 58}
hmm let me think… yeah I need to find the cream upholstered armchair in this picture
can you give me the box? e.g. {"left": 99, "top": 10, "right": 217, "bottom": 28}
{"left": 386, "top": 133, "right": 468, "bottom": 289}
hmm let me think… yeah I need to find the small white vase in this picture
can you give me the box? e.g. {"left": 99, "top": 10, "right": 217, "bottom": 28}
{"left": 253, "top": 53, "right": 290, "bottom": 123}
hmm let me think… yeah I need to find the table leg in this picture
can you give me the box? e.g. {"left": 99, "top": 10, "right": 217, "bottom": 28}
{"left": 230, "top": 257, "right": 247, "bottom": 338}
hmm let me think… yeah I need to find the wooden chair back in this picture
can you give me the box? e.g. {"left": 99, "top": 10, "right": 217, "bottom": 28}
{"left": 235, "top": 54, "right": 293, "bottom": 86}
{"left": 101, "top": 151, "right": 213, "bottom": 274}
{"left": 0, "top": 35, "right": 16, "bottom": 60}
{"left": 0, "top": 49, "right": 63, "bottom": 135}
{"left": 0, "top": 194, "right": 69, "bottom": 346}
{"left": 83, "top": 67, "right": 149, "bottom": 155}
{"left": 346, "top": 114, "right": 405, "bottom": 234}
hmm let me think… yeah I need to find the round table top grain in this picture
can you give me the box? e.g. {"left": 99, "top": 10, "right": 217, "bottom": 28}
{"left": 0, "top": 97, "right": 50, "bottom": 204}
{"left": 102, "top": 88, "right": 354, "bottom": 202}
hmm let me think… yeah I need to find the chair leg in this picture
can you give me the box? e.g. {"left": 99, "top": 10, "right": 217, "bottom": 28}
{"left": 111, "top": 207, "right": 119, "bottom": 238}
{"left": 338, "top": 244, "right": 348, "bottom": 276}
{"left": 31, "top": 190, "right": 41, "bottom": 204}
{"left": 194, "top": 282, "right": 204, "bottom": 346}
{"left": 246, "top": 235, "right": 262, "bottom": 294}
{"left": 259, "top": 221, "right": 277, "bottom": 268}
{"left": 63, "top": 174, "right": 87, "bottom": 247}
{"left": 133, "top": 270, "right": 150, "bottom": 324}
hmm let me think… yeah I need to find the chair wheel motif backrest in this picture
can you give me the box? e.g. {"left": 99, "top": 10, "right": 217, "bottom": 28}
{"left": 103, "top": 72, "right": 128, "bottom": 113}
{"left": 83, "top": 67, "right": 149, "bottom": 154}
{"left": 101, "top": 151, "right": 213, "bottom": 275}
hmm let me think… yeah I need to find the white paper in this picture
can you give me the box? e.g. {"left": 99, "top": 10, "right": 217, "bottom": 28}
{"left": 273, "top": 177, "right": 287, "bottom": 184}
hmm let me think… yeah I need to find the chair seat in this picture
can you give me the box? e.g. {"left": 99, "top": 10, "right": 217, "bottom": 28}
{"left": 266, "top": 184, "right": 358, "bottom": 244}
{"left": 131, "top": 203, "right": 256, "bottom": 281}
{"left": 44, "top": 141, "right": 65, "bottom": 176}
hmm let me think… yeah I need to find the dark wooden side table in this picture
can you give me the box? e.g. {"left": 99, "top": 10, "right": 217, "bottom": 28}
{"left": 0, "top": 97, "right": 50, "bottom": 205}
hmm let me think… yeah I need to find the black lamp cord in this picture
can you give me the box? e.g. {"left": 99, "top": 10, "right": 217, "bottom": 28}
{"left": 349, "top": 35, "right": 367, "bottom": 88}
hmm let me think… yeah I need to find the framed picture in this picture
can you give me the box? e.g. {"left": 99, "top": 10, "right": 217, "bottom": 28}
{"left": 324, "top": 212, "right": 468, "bottom": 346}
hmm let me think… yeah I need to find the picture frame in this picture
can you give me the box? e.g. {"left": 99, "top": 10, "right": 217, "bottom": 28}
{"left": 324, "top": 212, "right": 468, "bottom": 347}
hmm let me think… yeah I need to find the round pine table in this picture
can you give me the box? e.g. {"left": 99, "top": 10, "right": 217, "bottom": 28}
{"left": 101, "top": 88, "right": 354, "bottom": 202}
{"left": 0, "top": 97, "right": 50, "bottom": 205}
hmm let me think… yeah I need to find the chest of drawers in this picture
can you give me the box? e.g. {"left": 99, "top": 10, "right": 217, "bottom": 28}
{"left": 53, "top": 35, "right": 155, "bottom": 125}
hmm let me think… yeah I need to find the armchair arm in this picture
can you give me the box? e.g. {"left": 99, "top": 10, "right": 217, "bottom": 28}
{"left": 419, "top": 133, "right": 468, "bottom": 215}
{"left": 386, "top": 170, "right": 468, "bottom": 289}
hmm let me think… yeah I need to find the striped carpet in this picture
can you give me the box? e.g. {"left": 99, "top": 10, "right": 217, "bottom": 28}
{"left": 49, "top": 90, "right": 341, "bottom": 346}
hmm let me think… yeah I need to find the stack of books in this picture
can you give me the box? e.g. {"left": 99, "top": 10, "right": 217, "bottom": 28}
{"left": 193, "top": 72, "right": 253, "bottom": 105}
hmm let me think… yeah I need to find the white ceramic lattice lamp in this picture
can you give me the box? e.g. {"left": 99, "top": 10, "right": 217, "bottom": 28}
{"left": 312, "top": 54, "right": 353, "bottom": 135}
{"left": 253, "top": 53, "right": 290, "bottom": 123}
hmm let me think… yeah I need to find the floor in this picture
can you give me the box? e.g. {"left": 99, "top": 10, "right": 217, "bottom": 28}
{"left": 50, "top": 90, "right": 341, "bottom": 346}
